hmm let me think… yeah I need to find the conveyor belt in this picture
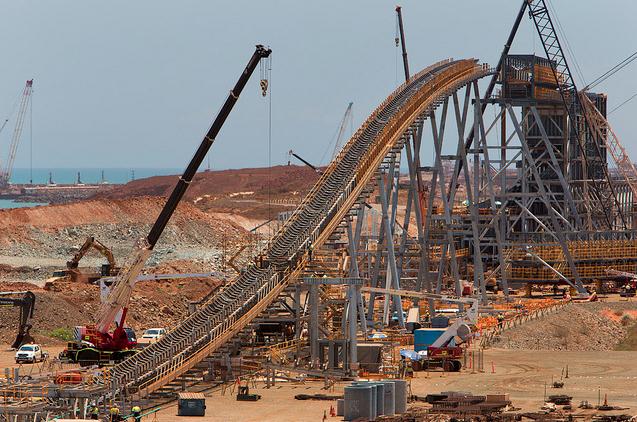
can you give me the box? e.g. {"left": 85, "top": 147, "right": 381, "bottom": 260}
{"left": 108, "top": 58, "right": 491, "bottom": 398}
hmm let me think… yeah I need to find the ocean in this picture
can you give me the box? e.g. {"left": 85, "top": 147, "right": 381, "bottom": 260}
{"left": 0, "top": 167, "right": 181, "bottom": 209}
{"left": 9, "top": 167, "right": 181, "bottom": 185}
{"left": 0, "top": 199, "right": 47, "bottom": 209}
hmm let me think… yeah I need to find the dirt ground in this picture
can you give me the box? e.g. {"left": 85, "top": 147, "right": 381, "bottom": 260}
{"left": 149, "top": 347, "right": 637, "bottom": 421}
{"left": 0, "top": 345, "right": 633, "bottom": 420}
{"left": 0, "top": 275, "right": 223, "bottom": 345}
{"left": 0, "top": 344, "right": 68, "bottom": 373}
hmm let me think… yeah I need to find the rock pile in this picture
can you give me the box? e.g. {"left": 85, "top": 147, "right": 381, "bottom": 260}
{"left": 493, "top": 301, "right": 637, "bottom": 351}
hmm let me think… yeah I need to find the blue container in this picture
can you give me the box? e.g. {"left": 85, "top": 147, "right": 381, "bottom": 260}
{"left": 414, "top": 328, "right": 446, "bottom": 352}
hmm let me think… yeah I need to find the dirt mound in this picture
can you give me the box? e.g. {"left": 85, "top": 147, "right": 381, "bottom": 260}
{"left": 0, "top": 269, "right": 223, "bottom": 346}
{"left": 96, "top": 165, "right": 319, "bottom": 201}
{"left": 0, "top": 196, "right": 242, "bottom": 243}
{"left": 92, "top": 165, "right": 320, "bottom": 220}
{"left": 493, "top": 301, "right": 637, "bottom": 351}
{"left": 0, "top": 196, "right": 254, "bottom": 282}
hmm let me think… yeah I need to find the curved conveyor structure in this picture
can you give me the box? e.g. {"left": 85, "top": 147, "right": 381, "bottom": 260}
{"left": 109, "top": 58, "right": 491, "bottom": 398}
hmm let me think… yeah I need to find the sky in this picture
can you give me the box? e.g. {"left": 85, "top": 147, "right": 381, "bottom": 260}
{"left": 0, "top": 1, "right": 635, "bottom": 171}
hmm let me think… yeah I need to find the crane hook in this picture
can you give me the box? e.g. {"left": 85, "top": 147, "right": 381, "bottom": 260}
{"left": 260, "top": 79, "right": 269, "bottom": 97}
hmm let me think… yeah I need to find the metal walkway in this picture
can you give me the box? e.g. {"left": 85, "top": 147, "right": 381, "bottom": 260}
{"left": 109, "top": 58, "right": 491, "bottom": 399}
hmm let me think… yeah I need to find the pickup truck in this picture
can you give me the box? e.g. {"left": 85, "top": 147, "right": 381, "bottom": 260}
{"left": 137, "top": 328, "right": 166, "bottom": 347}
{"left": 15, "top": 344, "right": 47, "bottom": 364}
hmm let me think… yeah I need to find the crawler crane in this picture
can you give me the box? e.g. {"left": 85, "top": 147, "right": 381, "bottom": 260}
{"left": 60, "top": 45, "right": 272, "bottom": 366}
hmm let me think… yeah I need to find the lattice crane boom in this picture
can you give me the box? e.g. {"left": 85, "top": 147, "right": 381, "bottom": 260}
{"left": 527, "top": 0, "right": 625, "bottom": 229}
{"left": 331, "top": 102, "right": 353, "bottom": 160}
{"left": 1, "top": 80, "right": 33, "bottom": 186}
{"left": 579, "top": 92, "right": 637, "bottom": 198}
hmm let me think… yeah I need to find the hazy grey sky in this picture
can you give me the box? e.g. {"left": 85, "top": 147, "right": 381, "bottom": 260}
{"left": 1, "top": 1, "right": 635, "bottom": 170}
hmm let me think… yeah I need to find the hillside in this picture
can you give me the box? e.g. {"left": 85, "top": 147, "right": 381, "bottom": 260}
{"left": 91, "top": 165, "right": 321, "bottom": 221}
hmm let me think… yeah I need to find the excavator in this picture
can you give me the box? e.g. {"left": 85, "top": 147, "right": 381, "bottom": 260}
{"left": 0, "top": 291, "right": 36, "bottom": 349}
{"left": 59, "top": 45, "right": 272, "bottom": 367}
{"left": 65, "top": 236, "right": 119, "bottom": 283}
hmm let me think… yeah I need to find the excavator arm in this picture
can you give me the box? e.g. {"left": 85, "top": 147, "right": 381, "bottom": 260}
{"left": 0, "top": 291, "right": 36, "bottom": 349}
{"left": 67, "top": 236, "right": 117, "bottom": 271}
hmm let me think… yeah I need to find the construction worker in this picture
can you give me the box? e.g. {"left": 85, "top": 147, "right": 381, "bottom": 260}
{"left": 109, "top": 405, "right": 122, "bottom": 422}
{"left": 89, "top": 404, "right": 100, "bottom": 420}
{"left": 131, "top": 405, "right": 142, "bottom": 422}
{"left": 496, "top": 313, "right": 505, "bottom": 330}
{"left": 405, "top": 361, "right": 414, "bottom": 378}
{"left": 307, "top": 240, "right": 313, "bottom": 262}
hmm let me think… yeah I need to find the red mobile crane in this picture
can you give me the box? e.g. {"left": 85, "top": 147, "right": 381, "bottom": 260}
{"left": 60, "top": 45, "right": 272, "bottom": 366}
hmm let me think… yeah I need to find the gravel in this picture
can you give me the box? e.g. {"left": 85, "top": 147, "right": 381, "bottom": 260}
{"left": 493, "top": 301, "right": 637, "bottom": 351}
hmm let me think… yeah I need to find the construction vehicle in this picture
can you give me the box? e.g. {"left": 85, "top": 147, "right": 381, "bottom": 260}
{"left": 59, "top": 45, "right": 272, "bottom": 367}
{"left": 61, "top": 236, "right": 119, "bottom": 283}
{"left": 620, "top": 284, "right": 637, "bottom": 298}
{"left": 605, "top": 268, "right": 637, "bottom": 297}
{"left": 364, "top": 287, "right": 476, "bottom": 372}
{"left": 15, "top": 343, "right": 47, "bottom": 364}
{"left": 411, "top": 297, "right": 476, "bottom": 372}
{"left": 0, "top": 291, "right": 36, "bottom": 349}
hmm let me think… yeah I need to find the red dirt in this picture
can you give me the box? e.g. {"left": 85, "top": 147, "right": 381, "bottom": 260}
{"left": 0, "top": 268, "right": 223, "bottom": 345}
{"left": 0, "top": 196, "right": 249, "bottom": 247}
{"left": 96, "top": 165, "right": 319, "bottom": 201}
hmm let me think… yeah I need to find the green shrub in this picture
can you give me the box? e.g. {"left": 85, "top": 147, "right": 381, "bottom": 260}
{"left": 48, "top": 327, "right": 74, "bottom": 341}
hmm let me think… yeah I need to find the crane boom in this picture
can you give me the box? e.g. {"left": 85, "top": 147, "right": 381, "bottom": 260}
{"left": 395, "top": 6, "right": 410, "bottom": 82}
{"left": 579, "top": 92, "right": 637, "bottom": 199}
{"left": 526, "top": 0, "right": 625, "bottom": 228}
{"left": 331, "top": 102, "right": 353, "bottom": 160}
{"left": 605, "top": 268, "right": 637, "bottom": 280}
{"left": 96, "top": 45, "right": 271, "bottom": 334}
{"left": 1, "top": 80, "right": 33, "bottom": 186}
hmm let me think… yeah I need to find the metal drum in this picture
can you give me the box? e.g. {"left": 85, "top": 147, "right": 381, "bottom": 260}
{"left": 370, "top": 382, "right": 385, "bottom": 416}
{"left": 380, "top": 380, "right": 396, "bottom": 416}
{"left": 344, "top": 385, "right": 374, "bottom": 421}
{"left": 391, "top": 379, "right": 408, "bottom": 413}
{"left": 352, "top": 381, "right": 378, "bottom": 420}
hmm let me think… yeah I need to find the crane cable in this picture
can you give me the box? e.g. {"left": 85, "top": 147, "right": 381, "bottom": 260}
{"left": 260, "top": 52, "right": 273, "bottom": 237}
{"left": 546, "top": 0, "right": 587, "bottom": 86}
{"left": 395, "top": 12, "right": 400, "bottom": 86}
{"left": 609, "top": 92, "right": 637, "bottom": 116}
{"left": 585, "top": 51, "right": 637, "bottom": 91}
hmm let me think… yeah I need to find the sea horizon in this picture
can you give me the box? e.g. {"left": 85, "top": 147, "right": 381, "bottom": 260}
{"left": 8, "top": 167, "right": 182, "bottom": 185}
